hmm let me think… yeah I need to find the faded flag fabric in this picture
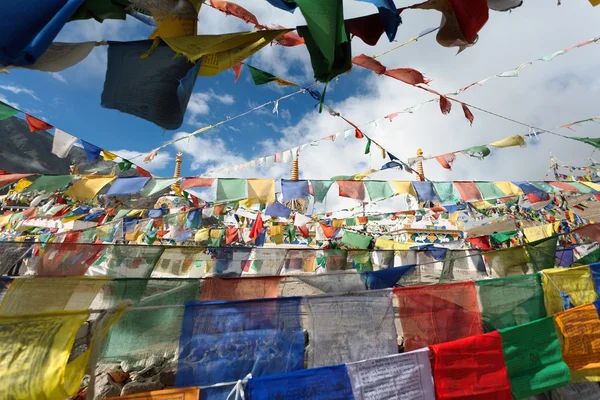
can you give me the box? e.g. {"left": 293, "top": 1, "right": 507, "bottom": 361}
{"left": 51, "top": 128, "right": 78, "bottom": 158}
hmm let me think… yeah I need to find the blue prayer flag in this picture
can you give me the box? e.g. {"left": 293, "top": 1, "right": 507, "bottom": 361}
{"left": 176, "top": 298, "right": 305, "bottom": 394}
{"left": 361, "top": 265, "right": 416, "bottom": 289}
{"left": 265, "top": 201, "right": 293, "bottom": 218}
{"left": 356, "top": 0, "right": 401, "bottom": 41}
{"left": 412, "top": 181, "right": 440, "bottom": 202}
{"left": 282, "top": 180, "right": 310, "bottom": 202}
{"left": 106, "top": 177, "right": 150, "bottom": 196}
{"left": 247, "top": 365, "right": 354, "bottom": 400}
{"left": 81, "top": 140, "right": 102, "bottom": 163}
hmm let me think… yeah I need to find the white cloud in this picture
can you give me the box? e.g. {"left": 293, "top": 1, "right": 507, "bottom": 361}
{"left": 0, "top": 84, "right": 40, "bottom": 101}
{"left": 108, "top": 149, "right": 173, "bottom": 174}
{"left": 49, "top": 73, "right": 67, "bottom": 83}
{"left": 172, "top": 132, "right": 247, "bottom": 173}
{"left": 185, "top": 90, "right": 236, "bottom": 124}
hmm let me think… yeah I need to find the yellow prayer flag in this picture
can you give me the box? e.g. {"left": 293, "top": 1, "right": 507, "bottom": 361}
{"left": 541, "top": 266, "right": 598, "bottom": 316}
{"left": 126, "top": 209, "right": 146, "bottom": 218}
{"left": 390, "top": 181, "right": 417, "bottom": 197}
{"left": 332, "top": 219, "right": 344, "bottom": 228}
{"left": 148, "top": 0, "right": 202, "bottom": 39}
{"left": 194, "top": 228, "right": 209, "bottom": 242}
{"left": 374, "top": 237, "right": 412, "bottom": 250}
{"left": 0, "top": 277, "right": 109, "bottom": 315}
{"left": 492, "top": 181, "right": 523, "bottom": 196}
{"left": 103, "top": 149, "right": 118, "bottom": 161}
{"left": 0, "top": 214, "right": 10, "bottom": 227}
{"left": 489, "top": 134, "right": 526, "bottom": 148}
{"left": 14, "top": 178, "right": 33, "bottom": 193}
{"left": 274, "top": 77, "right": 298, "bottom": 87}
{"left": 523, "top": 223, "right": 555, "bottom": 242}
{"left": 109, "top": 387, "right": 200, "bottom": 400}
{"left": 158, "top": 30, "right": 289, "bottom": 76}
{"left": 591, "top": 0, "right": 600, "bottom": 6}
{"left": 247, "top": 179, "right": 275, "bottom": 205}
{"left": 352, "top": 169, "right": 378, "bottom": 181}
{"left": 65, "top": 176, "right": 115, "bottom": 202}
{"left": 583, "top": 182, "right": 600, "bottom": 192}
{"left": 0, "top": 310, "right": 90, "bottom": 400}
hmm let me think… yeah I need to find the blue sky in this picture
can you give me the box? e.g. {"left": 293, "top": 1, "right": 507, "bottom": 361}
{"left": 1, "top": 0, "right": 600, "bottom": 185}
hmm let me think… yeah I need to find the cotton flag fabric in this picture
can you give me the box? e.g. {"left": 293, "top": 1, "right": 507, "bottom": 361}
{"left": 554, "top": 303, "right": 600, "bottom": 381}
{"left": 364, "top": 181, "right": 393, "bottom": 200}
{"left": 160, "top": 30, "right": 289, "bottom": 76}
{"left": 346, "top": 349, "right": 436, "bottom": 400}
{"left": 175, "top": 298, "right": 305, "bottom": 397}
{"left": 433, "top": 182, "right": 461, "bottom": 204}
{"left": 101, "top": 40, "right": 200, "bottom": 130}
{"left": 247, "top": 179, "right": 276, "bottom": 204}
{"left": 338, "top": 180, "right": 366, "bottom": 201}
{"left": 429, "top": 332, "right": 512, "bottom": 400}
{"left": 51, "top": 128, "right": 78, "bottom": 158}
{"left": 311, "top": 180, "right": 334, "bottom": 202}
{"left": 265, "top": 201, "right": 293, "bottom": 218}
{"left": 305, "top": 292, "right": 398, "bottom": 368}
{"left": 182, "top": 177, "right": 215, "bottom": 190}
{"left": 16, "top": 41, "right": 97, "bottom": 72}
{"left": 25, "top": 114, "right": 53, "bottom": 132}
{"left": 499, "top": 317, "right": 570, "bottom": 398}
{"left": 454, "top": 181, "right": 483, "bottom": 201}
{"left": 65, "top": 176, "right": 115, "bottom": 202}
{"left": 247, "top": 64, "right": 297, "bottom": 86}
{"left": 0, "top": 0, "right": 84, "bottom": 66}
{"left": 541, "top": 266, "right": 598, "bottom": 315}
{"left": 216, "top": 178, "right": 247, "bottom": 202}
{"left": 24, "top": 175, "right": 76, "bottom": 193}
{"left": 477, "top": 274, "right": 547, "bottom": 332}
{"left": 139, "top": 178, "right": 179, "bottom": 197}
{"left": 0, "top": 101, "right": 19, "bottom": 120}
{"left": 490, "top": 134, "right": 526, "bottom": 148}
{"left": 395, "top": 281, "right": 483, "bottom": 351}
{"left": 282, "top": 180, "right": 310, "bottom": 202}
{"left": 106, "top": 177, "right": 150, "bottom": 197}
{"left": 200, "top": 277, "right": 282, "bottom": 301}
{"left": 247, "top": 365, "right": 354, "bottom": 400}
{"left": 412, "top": 181, "right": 440, "bottom": 202}
{"left": 0, "top": 310, "right": 90, "bottom": 400}
{"left": 390, "top": 181, "right": 417, "bottom": 198}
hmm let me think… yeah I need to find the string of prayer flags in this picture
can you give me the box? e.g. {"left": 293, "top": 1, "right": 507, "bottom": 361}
{"left": 158, "top": 30, "right": 290, "bottom": 77}
{"left": 51, "top": 128, "right": 78, "bottom": 158}
{"left": 0, "top": 0, "right": 83, "bottom": 66}
{"left": 0, "top": 310, "right": 91, "bottom": 400}
{"left": 499, "top": 317, "right": 571, "bottom": 398}
{"left": 429, "top": 332, "right": 512, "bottom": 399}
{"left": 247, "top": 64, "right": 298, "bottom": 87}
{"left": 102, "top": 40, "right": 200, "bottom": 130}
{"left": 293, "top": 0, "right": 352, "bottom": 82}
{"left": 0, "top": 101, "right": 19, "bottom": 120}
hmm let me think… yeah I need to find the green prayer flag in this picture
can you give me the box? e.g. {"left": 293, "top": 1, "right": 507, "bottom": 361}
{"left": 567, "top": 182, "right": 594, "bottom": 194}
{"left": 433, "top": 182, "right": 461, "bottom": 204}
{"left": 364, "top": 138, "right": 371, "bottom": 154}
{"left": 139, "top": 178, "right": 179, "bottom": 197}
{"left": 311, "top": 180, "right": 334, "bottom": 203}
{"left": 0, "top": 101, "right": 19, "bottom": 120}
{"left": 216, "top": 178, "right": 246, "bottom": 202}
{"left": 347, "top": 250, "right": 373, "bottom": 272}
{"left": 475, "top": 182, "right": 505, "bottom": 199}
{"left": 477, "top": 274, "right": 547, "bottom": 332}
{"left": 462, "top": 145, "right": 491, "bottom": 159}
{"left": 118, "top": 159, "right": 133, "bottom": 172}
{"left": 23, "top": 175, "right": 76, "bottom": 193}
{"left": 364, "top": 181, "right": 393, "bottom": 200}
{"left": 500, "top": 317, "right": 571, "bottom": 398}
{"left": 573, "top": 246, "right": 600, "bottom": 266}
{"left": 248, "top": 64, "right": 278, "bottom": 85}
{"left": 527, "top": 236, "right": 558, "bottom": 272}
{"left": 572, "top": 136, "right": 600, "bottom": 150}
{"left": 345, "top": 217, "right": 358, "bottom": 226}
{"left": 341, "top": 230, "right": 373, "bottom": 249}
{"left": 209, "top": 229, "right": 224, "bottom": 247}
{"left": 490, "top": 230, "right": 519, "bottom": 245}
{"left": 531, "top": 181, "right": 560, "bottom": 193}
{"left": 70, "top": 0, "right": 129, "bottom": 22}
{"left": 288, "top": 225, "right": 296, "bottom": 243}
{"left": 294, "top": 0, "right": 351, "bottom": 82}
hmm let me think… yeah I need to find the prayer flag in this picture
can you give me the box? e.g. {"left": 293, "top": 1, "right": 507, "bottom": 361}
{"left": 25, "top": 114, "right": 53, "bottom": 131}
{"left": 106, "top": 177, "right": 150, "bottom": 196}
{"left": 52, "top": 128, "right": 77, "bottom": 158}
{"left": 81, "top": 140, "right": 102, "bottom": 163}
{"left": 0, "top": 101, "right": 19, "bottom": 120}
{"left": 65, "top": 176, "right": 115, "bottom": 202}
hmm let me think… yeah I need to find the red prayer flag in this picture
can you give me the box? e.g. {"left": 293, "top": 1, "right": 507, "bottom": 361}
{"left": 249, "top": 213, "right": 264, "bottom": 242}
{"left": 0, "top": 173, "right": 34, "bottom": 188}
{"left": 385, "top": 112, "right": 399, "bottom": 122}
{"left": 338, "top": 180, "right": 366, "bottom": 201}
{"left": 384, "top": 68, "right": 429, "bottom": 85}
{"left": 447, "top": 0, "right": 489, "bottom": 43}
{"left": 466, "top": 236, "right": 491, "bottom": 250}
{"left": 429, "top": 331, "right": 512, "bottom": 400}
{"left": 462, "top": 103, "right": 474, "bottom": 125}
{"left": 352, "top": 54, "right": 386, "bottom": 75}
{"left": 232, "top": 62, "right": 243, "bottom": 82}
{"left": 394, "top": 282, "right": 483, "bottom": 351}
{"left": 182, "top": 177, "right": 215, "bottom": 190}
{"left": 355, "top": 128, "right": 364, "bottom": 139}
{"left": 225, "top": 226, "right": 239, "bottom": 244}
{"left": 454, "top": 181, "right": 482, "bottom": 201}
{"left": 272, "top": 27, "right": 305, "bottom": 46}
{"left": 136, "top": 166, "right": 152, "bottom": 177}
{"left": 439, "top": 95, "right": 452, "bottom": 114}
{"left": 210, "top": 0, "right": 260, "bottom": 27}
{"left": 434, "top": 153, "right": 456, "bottom": 170}
{"left": 319, "top": 223, "right": 337, "bottom": 238}
{"left": 25, "top": 114, "right": 53, "bottom": 132}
